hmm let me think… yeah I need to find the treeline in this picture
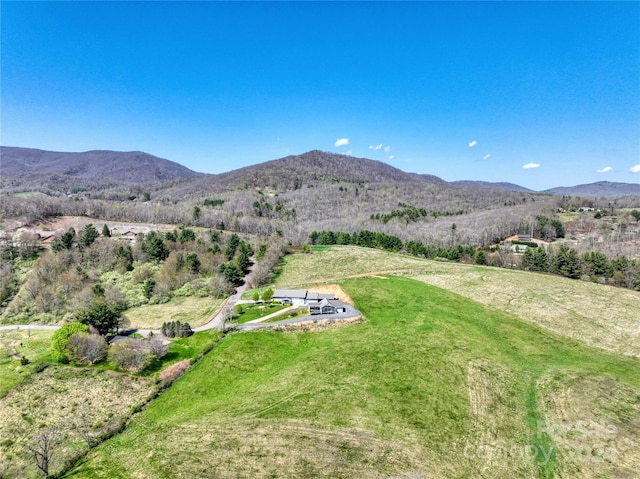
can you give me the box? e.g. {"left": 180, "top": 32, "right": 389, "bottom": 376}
{"left": 310, "top": 229, "right": 640, "bottom": 291}
{"left": 370, "top": 202, "right": 465, "bottom": 225}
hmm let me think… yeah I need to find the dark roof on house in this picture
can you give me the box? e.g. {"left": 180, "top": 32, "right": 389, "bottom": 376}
{"left": 273, "top": 289, "right": 337, "bottom": 301}
{"left": 273, "top": 289, "right": 308, "bottom": 299}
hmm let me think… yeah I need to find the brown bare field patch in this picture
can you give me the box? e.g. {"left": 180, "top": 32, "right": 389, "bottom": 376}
{"left": 0, "top": 366, "right": 155, "bottom": 479}
{"left": 537, "top": 372, "right": 640, "bottom": 478}
{"left": 309, "top": 284, "right": 354, "bottom": 305}
{"left": 38, "top": 215, "right": 177, "bottom": 233}
{"left": 271, "top": 315, "right": 364, "bottom": 332}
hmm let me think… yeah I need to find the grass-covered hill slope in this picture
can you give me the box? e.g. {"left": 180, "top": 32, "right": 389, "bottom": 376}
{"left": 65, "top": 274, "right": 639, "bottom": 478}
{"left": 275, "top": 246, "right": 640, "bottom": 357}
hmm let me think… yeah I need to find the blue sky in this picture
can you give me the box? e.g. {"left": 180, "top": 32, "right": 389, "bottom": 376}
{"left": 1, "top": 1, "right": 639, "bottom": 190}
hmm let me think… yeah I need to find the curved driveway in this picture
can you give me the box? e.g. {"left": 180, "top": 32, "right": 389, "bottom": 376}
{"left": 231, "top": 305, "right": 362, "bottom": 331}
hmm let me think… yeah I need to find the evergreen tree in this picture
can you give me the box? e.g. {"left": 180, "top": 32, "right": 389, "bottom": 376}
{"left": 102, "top": 224, "right": 111, "bottom": 237}
{"left": 166, "top": 321, "right": 176, "bottom": 338}
{"left": 52, "top": 227, "right": 76, "bottom": 251}
{"left": 80, "top": 224, "right": 99, "bottom": 248}
{"left": 115, "top": 245, "right": 134, "bottom": 272}
{"left": 219, "top": 262, "right": 243, "bottom": 285}
{"left": 185, "top": 253, "right": 201, "bottom": 273}
{"left": 76, "top": 301, "right": 122, "bottom": 336}
{"left": 178, "top": 228, "right": 196, "bottom": 243}
{"left": 551, "top": 219, "right": 566, "bottom": 238}
{"left": 143, "top": 279, "right": 156, "bottom": 298}
{"left": 180, "top": 322, "right": 193, "bottom": 337}
{"left": 523, "top": 247, "right": 549, "bottom": 272}
{"left": 141, "top": 231, "right": 169, "bottom": 261}
{"left": 583, "top": 251, "right": 611, "bottom": 277}
{"left": 550, "top": 245, "right": 582, "bottom": 279}
{"left": 225, "top": 234, "right": 241, "bottom": 260}
{"left": 236, "top": 241, "right": 252, "bottom": 272}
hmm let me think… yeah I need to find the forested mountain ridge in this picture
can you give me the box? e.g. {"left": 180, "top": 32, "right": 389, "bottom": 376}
{"left": 0, "top": 146, "right": 204, "bottom": 190}
{"left": 545, "top": 181, "right": 640, "bottom": 198}
{"left": 2, "top": 146, "right": 639, "bottom": 198}
{"left": 211, "top": 150, "right": 446, "bottom": 187}
{"left": 450, "top": 180, "right": 535, "bottom": 193}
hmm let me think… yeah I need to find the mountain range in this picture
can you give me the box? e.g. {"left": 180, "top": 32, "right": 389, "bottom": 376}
{"left": 1, "top": 146, "right": 638, "bottom": 198}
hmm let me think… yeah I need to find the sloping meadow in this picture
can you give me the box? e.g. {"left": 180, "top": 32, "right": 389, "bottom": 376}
{"left": 64, "top": 275, "right": 639, "bottom": 478}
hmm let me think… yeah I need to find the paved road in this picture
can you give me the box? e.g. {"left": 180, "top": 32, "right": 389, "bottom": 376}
{"left": 0, "top": 325, "right": 60, "bottom": 332}
{"left": 194, "top": 261, "right": 256, "bottom": 332}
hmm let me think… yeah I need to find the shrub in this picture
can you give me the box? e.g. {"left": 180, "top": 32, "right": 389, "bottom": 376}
{"left": 158, "top": 359, "right": 190, "bottom": 388}
{"left": 161, "top": 321, "right": 193, "bottom": 338}
{"left": 66, "top": 332, "right": 108, "bottom": 365}
{"left": 108, "top": 338, "right": 153, "bottom": 372}
{"left": 51, "top": 322, "right": 89, "bottom": 363}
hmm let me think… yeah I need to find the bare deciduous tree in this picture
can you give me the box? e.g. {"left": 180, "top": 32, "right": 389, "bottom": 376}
{"left": 66, "top": 332, "right": 108, "bottom": 365}
{"left": 27, "top": 427, "right": 59, "bottom": 479}
{"left": 148, "top": 335, "right": 169, "bottom": 358}
{"left": 73, "top": 404, "right": 94, "bottom": 451}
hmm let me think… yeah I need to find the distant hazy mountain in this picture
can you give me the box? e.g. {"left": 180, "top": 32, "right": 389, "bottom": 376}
{"left": 544, "top": 181, "right": 640, "bottom": 198}
{"left": 2, "top": 147, "right": 638, "bottom": 198}
{"left": 0, "top": 146, "right": 203, "bottom": 185}
{"left": 450, "top": 180, "right": 535, "bottom": 193}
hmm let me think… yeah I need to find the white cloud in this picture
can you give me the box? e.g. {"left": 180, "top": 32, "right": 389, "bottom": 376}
{"left": 468, "top": 140, "right": 477, "bottom": 148}
{"left": 388, "top": 155, "right": 394, "bottom": 160}
{"left": 630, "top": 164, "right": 640, "bottom": 173}
{"left": 369, "top": 144, "right": 383, "bottom": 150}
{"left": 597, "top": 166, "right": 613, "bottom": 173}
{"left": 383, "top": 146, "right": 391, "bottom": 153}
{"left": 482, "top": 154, "right": 491, "bottom": 161}
{"left": 334, "top": 138, "right": 349, "bottom": 147}
{"left": 522, "top": 163, "right": 541, "bottom": 169}
{"left": 345, "top": 150, "right": 352, "bottom": 156}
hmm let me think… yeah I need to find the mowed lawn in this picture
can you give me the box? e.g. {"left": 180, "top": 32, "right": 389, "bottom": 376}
{"left": 64, "top": 276, "right": 640, "bottom": 479}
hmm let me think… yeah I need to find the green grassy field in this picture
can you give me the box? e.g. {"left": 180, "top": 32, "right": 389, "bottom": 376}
{"left": 63, "top": 275, "right": 640, "bottom": 479}
{"left": 124, "top": 296, "right": 223, "bottom": 329}
{"left": 229, "top": 303, "right": 287, "bottom": 324}
{"left": 276, "top": 246, "right": 640, "bottom": 357}
{"left": 0, "top": 329, "right": 54, "bottom": 397}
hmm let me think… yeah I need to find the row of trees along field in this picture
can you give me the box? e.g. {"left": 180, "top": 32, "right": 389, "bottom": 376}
{"left": 309, "top": 229, "right": 640, "bottom": 291}
{"left": 0, "top": 224, "right": 285, "bottom": 324}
